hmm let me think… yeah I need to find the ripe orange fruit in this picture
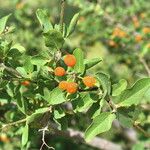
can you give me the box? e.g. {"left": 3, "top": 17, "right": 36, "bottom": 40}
{"left": 108, "top": 40, "right": 118, "bottom": 47}
{"left": 54, "top": 67, "right": 66, "bottom": 76}
{"left": 64, "top": 54, "right": 76, "bottom": 67}
{"left": 83, "top": 76, "right": 96, "bottom": 88}
{"left": 112, "top": 27, "right": 127, "bottom": 38}
{"left": 66, "top": 82, "right": 78, "bottom": 94}
{"left": 58, "top": 81, "right": 68, "bottom": 91}
{"left": 21, "top": 80, "right": 30, "bottom": 86}
{"left": 0, "top": 134, "right": 9, "bottom": 143}
{"left": 142, "top": 27, "right": 150, "bottom": 34}
{"left": 135, "top": 35, "right": 142, "bottom": 42}
{"left": 132, "top": 16, "right": 140, "bottom": 28}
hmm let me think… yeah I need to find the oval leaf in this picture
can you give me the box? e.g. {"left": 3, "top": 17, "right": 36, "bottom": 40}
{"left": 73, "top": 93, "right": 95, "bottom": 113}
{"left": 36, "top": 9, "right": 53, "bottom": 32}
{"left": 22, "top": 124, "right": 29, "bottom": 146}
{"left": 116, "top": 78, "right": 150, "bottom": 107}
{"left": 85, "top": 112, "right": 116, "bottom": 141}
{"left": 0, "top": 14, "right": 11, "bottom": 34}
{"left": 96, "top": 72, "right": 111, "bottom": 98}
{"left": 73, "top": 48, "right": 85, "bottom": 74}
{"left": 43, "top": 87, "right": 66, "bottom": 105}
{"left": 67, "top": 13, "right": 80, "bottom": 37}
{"left": 84, "top": 58, "right": 102, "bottom": 69}
{"left": 43, "top": 30, "right": 64, "bottom": 49}
{"left": 112, "top": 79, "right": 127, "bottom": 96}
{"left": 27, "top": 108, "right": 49, "bottom": 124}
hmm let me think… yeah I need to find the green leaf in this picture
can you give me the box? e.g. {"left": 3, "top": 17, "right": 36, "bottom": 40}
{"left": 85, "top": 112, "right": 116, "bottom": 141}
{"left": 10, "top": 43, "right": 26, "bottom": 53}
{"left": 67, "top": 13, "right": 80, "bottom": 37}
{"left": 73, "top": 48, "right": 85, "bottom": 74}
{"left": 116, "top": 78, "right": 150, "bottom": 107}
{"left": 140, "top": 45, "right": 150, "bottom": 57}
{"left": 16, "top": 67, "right": 28, "bottom": 78}
{"left": 27, "top": 108, "right": 49, "bottom": 124}
{"left": 24, "top": 56, "right": 34, "bottom": 73}
{"left": 84, "top": 58, "right": 102, "bottom": 70}
{"left": 43, "top": 87, "right": 66, "bottom": 105}
{"left": 117, "top": 106, "right": 141, "bottom": 128}
{"left": 31, "top": 55, "right": 49, "bottom": 66}
{"left": 117, "top": 113, "right": 133, "bottom": 128}
{"left": 96, "top": 72, "right": 111, "bottom": 98}
{"left": 0, "top": 39, "right": 12, "bottom": 56}
{"left": 53, "top": 117, "right": 68, "bottom": 130}
{"left": 0, "top": 14, "right": 11, "bottom": 34}
{"left": 43, "top": 30, "right": 64, "bottom": 49}
{"left": 22, "top": 124, "right": 29, "bottom": 146}
{"left": 36, "top": 9, "right": 53, "bottom": 32}
{"left": 112, "top": 79, "right": 127, "bottom": 96}
{"left": 143, "top": 88, "right": 150, "bottom": 102}
{"left": 54, "top": 106, "right": 65, "bottom": 119}
{"left": 15, "top": 90, "right": 27, "bottom": 115}
{"left": 73, "top": 93, "right": 95, "bottom": 112}
{"left": 132, "top": 143, "right": 145, "bottom": 150}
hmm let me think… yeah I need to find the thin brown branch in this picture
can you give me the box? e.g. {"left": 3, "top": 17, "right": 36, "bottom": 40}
{"left": 139, "top": 57, "right": 150, "bottom": 76}
{"left": 0, "top": 63, "right": 22, "bottom": 78}
{"left": 59, "top": 0, "right": 65, "bottom": 34}
{"left": 39, "top": 124, "right": 54, "bottom": 150}
{"left": 0, "top": 118, "right": 27, "bottom": 130}
{"left": 133, "top": 124, "right": 150, "bottom": 138}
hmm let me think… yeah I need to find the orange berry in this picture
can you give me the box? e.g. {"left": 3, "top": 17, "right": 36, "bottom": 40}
{"left": 64, "top": 54, "right": 76, "bottom": 67}
{"left": 21, "top": 80, "right": 30, "bottom": 86}
{"left": 58, "top": 81, "right": 68, "bottom": 91}
{"left": 0, "top": 134, "right": 9, "bottom": 143}
{"left": 112, "top": 27, "right": 127, "bottom": 38}
{"left": 66, "top": 82, "right": 78, "bottom": 94}
{"left": 54, "top": 67, "right": 66, "bottom": 76}
{"left": 83, "top": 76, "right": 96, "bottom": 88}
{"left": 108, "top": 40, "right": 118, "bottom": 47}
{"left": 133, "top": 21, "right": 140, "bottom": 28}
{"left": 132, "top": 16, "right": 140, "bottom": 28}
{"left": 142, "top": 27, "right": 150, "bottom": 34}
{"left": 132, "top": 16, "right": 138, "bottom": 22}
{"left": 135, "top": 35, "right": 142, "bottom": 42}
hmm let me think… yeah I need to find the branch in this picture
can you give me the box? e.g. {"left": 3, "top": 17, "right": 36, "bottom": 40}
{"left": 49, "top": 122, "right": 122, "bottom": 150}
{"left": 39, "top": 124, "right": 54, "bottom": 150}
{"left": 139, "top": 57, "right": 150, "bottom": 76}
{"left": 59, "top": 0, "right": 66, "bottom": 34}
{"left": 0, "top": 63, "right": 22, "bottom": 78}
{"left": 0, "top": 118, "right": 27, "bottom": 130}
{"left": 133, "top": 124, "right": 150, "bottom": 138}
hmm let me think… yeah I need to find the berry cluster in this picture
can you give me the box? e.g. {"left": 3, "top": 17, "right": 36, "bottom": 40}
{"left": 54, "top": 54, "right": 96, "bottom": 94}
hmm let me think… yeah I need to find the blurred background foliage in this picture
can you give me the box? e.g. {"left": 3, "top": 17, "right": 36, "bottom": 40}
{"left": 0, "top": 0, "right": 150, "bottom": 150}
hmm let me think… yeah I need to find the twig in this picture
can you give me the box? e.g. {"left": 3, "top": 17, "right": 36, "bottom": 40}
{"left": 59, "top": 0, "right": 65, "bottom": 34}
{"left": 133, "top": 123, "right": 150, "bottom": 138}
{"left": 39, "top": 124, "right": 54, "bottom": 150}
{"left": 0, "top": 63, "right": 22, "bottom": 78}
{"left": 0, "top": 118, "right": 27, "bottom": 130}
{"left": 139, "top": 57, "right": 150, "bottom": 76}
{"left": 0, "top": 106, "right": 52, "bottom": 131}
